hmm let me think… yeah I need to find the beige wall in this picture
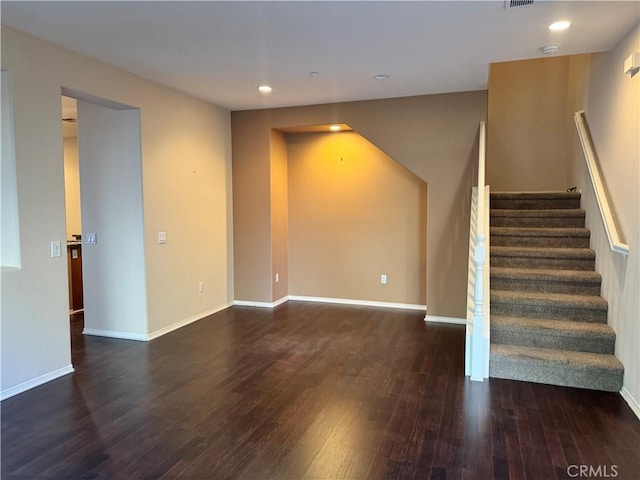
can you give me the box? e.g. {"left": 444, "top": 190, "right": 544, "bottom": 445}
{"left": 63, "top": 137, "right": 81, "bottom": 240}
{"left": 573, "top": 23, "right": 639, "bottom": 410}
{"left": 1, "top": 27, "right": 232, "bottom": 395}
{"left": 232, "top": 91, "right": 487, "bottom": 317}
{"left": 487, "top": 56, "right": 590, "bottom": 191}
{"left": 231, "top": 112, "right": 273, "bottom": 302}
{"left": 287, "top": 131, "right": 427, "bottom": 305}
{"left": 270, "top": 130, "right": 289, "bottom": 302}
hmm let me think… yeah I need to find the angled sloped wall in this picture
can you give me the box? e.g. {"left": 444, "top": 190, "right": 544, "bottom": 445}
{"left": 232, "top": 91, "right": 487, "bottom": 318}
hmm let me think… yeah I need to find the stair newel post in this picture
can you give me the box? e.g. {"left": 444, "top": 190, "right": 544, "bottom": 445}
{"left": 471, "top": 232, "right": 486, "bottom": 381}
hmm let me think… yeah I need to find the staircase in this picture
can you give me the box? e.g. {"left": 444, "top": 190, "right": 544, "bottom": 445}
{"left": 488, "top": 191, "right": 624, "bottom": 392}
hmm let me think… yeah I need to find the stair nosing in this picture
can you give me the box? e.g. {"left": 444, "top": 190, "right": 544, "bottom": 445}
{"left": 490, "top": 227, "right": 591, "bottom": 238}
{"left": 490, "top": 209, "right": 585, "bottom": 217}
{"left": 490, "top": 315, "right": 615, "bottom": 337}
{"left": 490, "top": 343, "right": 623, "bottom": 372}
{"left": 491, "top": 246, "right": 595, "bottom": 258}
{"left": 490, "top": 191, "right": 581, "bottom": 199}
{"left": 490, "top": 289, "right": 608, "bottom": 309}
{"left": 490, "top": 267, "right": 601, "bottom": 283}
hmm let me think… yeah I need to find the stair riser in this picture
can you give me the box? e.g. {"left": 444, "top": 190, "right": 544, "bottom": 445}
{"left": 491, "top": 236, "right": 590, "bottom": 248}
{"left": 491, "top": 256, "right": 595, "bottom": 271}
{"left": 491, "top": 217, "right": 585, "bottom": 228}
{"left": 490, "top": 278, "right": 601, "bottom": 296}
{"left": 491, "top": 198, "right": 581, "bottom": 210}
{"left": 489, "top": 358, "right": 623, "bottom": 392}
{"left": 491, "top": 303, "right": 607, "bottom": 323}
{"left": 490, "top": 328, "right": 614, "bottom": 354}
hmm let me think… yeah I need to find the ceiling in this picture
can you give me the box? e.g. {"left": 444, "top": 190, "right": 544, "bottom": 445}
{"left": 2, "top": 1, "right": 639, "bottom": 111}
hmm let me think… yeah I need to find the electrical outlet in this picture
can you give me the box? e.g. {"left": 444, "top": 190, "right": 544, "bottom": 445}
{"left": 381, "top": 274, "right": 387, "bottom": 285}
{"left": 199, "top": 282, "right": 205, "bottom": 293}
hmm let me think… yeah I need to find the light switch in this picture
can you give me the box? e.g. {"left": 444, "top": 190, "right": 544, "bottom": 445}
{"left": 158, "top": 231, "right": 167, "bottom": 244}
{"left": 50, "top": 241, "right": 61, "bottom": 258}
{"left": 86, "top": 233, "right": 97, "bottom": 245}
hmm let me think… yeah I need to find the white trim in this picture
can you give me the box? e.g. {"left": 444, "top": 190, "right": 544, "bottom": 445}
{"left": 83, "top": 328, "right": 148, "bottom": 342}
{"left": 272, "top": 296, "right": 289, "bottom": 307}
{"left": 289, "top": 295, "right": 426, "bottom": 311}
{"left": 147, "top": 303, "right": 232, "bottom": 340}
{"left": 574, "top": 111, "right": 629, "bottom": 255}
{"left": 621, "top": 387, "right": 640, "bottom": 420}
{"left": 1, "top": 365, "right": 74, "bottom": 401}
{"left": 424, "top": 315, "right": 466, "bottom": 325}
{"left": 234, "top": 299, "right": 282, "bottom": 308}
{"left": 465, "top": 333, "right": 471, "bottom": 376}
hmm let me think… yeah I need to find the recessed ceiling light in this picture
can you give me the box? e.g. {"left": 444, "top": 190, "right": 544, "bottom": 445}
{"left": 374, "top": 74, "right": 390, "bottom": 80}
{"left": 258, "top": 85, "right": 272, "bottom": 94}
{"left": 329, "top": 125, "right": 341, "bottom": 132}
{"left": 549, "top": 21, "right": 571, "bottom": 31}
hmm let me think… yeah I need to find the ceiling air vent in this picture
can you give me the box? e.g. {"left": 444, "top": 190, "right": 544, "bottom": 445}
{"left": 506, "top": 0, "right": 534, "bottom": 8}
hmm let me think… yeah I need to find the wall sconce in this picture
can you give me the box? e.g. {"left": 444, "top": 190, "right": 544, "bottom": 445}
{"left": 623, "top": 52, "right": 640, "bottom": 77}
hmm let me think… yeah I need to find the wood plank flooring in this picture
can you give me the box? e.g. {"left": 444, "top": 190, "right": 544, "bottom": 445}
{"left": 2, "top": 302, "right": 639, "bottom": 479}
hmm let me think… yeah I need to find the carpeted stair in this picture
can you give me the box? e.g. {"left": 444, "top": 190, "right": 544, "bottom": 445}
{"left": 488, "top": 191, "right": 623, "bottom": 392}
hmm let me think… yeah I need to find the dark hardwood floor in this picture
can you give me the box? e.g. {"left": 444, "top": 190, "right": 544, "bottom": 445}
{"left": 2, "top": 302, "right": 639, "bottom": 479}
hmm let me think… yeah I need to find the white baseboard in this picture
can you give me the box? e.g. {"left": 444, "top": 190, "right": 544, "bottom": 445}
{"left": 233, "top": 296, "right": 426, "bottom": 312}
{"left": 147, "top": 302, "right": 232, "bottom": 340}
{"left": 83, "top": 328, "right": 148, "bottom": 342}
{"left": 288, "top": 295, "right": 426, "bottom": 311}
{"left": 1, "top": 364, "right": 74, "bottom": 401}
{"left": 234, "top": 299, "right": 283, "bottom": 308}
{"left": 424, "top": 314, "right": 466, "bottom": 325}
{"left": 272, "top": 296, "right": 289, "bottom": 307}
{"left": 621, "top": 386, "right": 640, "bottom": 420}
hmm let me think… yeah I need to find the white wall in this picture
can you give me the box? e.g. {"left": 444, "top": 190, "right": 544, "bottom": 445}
{"left": 573, "top": 23, "right": 640, "bottom": 415}
{"left": 0, "top": 26, "right": 232, "bottom": 398}
{"left": 77, "top": 101, "right": 147, "bottom": 339}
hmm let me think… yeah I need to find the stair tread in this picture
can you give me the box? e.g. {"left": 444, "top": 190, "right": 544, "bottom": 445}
{"left": 490, "top": 209, "right": 585, "bottom": 217}
{"left": 491, "top": 315, "right": 615, "bottom": 338}
{"left": 488, "top": 190, "right": 623, "bottom": 391}
{"left": 491, "top": 227, "right": 590, "bottom": 237}
{"left": 491, "top": 343, "right": 623, "bottom": 372}
{"left": 491, "top": 289, "right": 608, "bottom": 309}
{"left": 491, "top": 191, "right": 581, "bottom": 199}
{"left": 491, "top": 267, "right": 601, "bottom": 283}
{"left": 491, "top": 246, "right": 595, "bottom": 258}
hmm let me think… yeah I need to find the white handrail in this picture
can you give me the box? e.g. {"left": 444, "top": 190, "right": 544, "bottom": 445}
{"left": 574, "top": 111, "right": 629, "bottom": 256}
{"left": 477, "top": 121, "right": 486, "bottom": 237}
{"left": 466, "top": 121, "right": 489, "bottom": 382}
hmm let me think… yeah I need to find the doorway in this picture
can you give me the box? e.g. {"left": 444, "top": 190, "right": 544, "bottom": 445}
{"left": 60, "top": 90, "right": 148, "bottom": 363}
{"left": 61, "top": 95, "right": 84, "bottom": 348}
